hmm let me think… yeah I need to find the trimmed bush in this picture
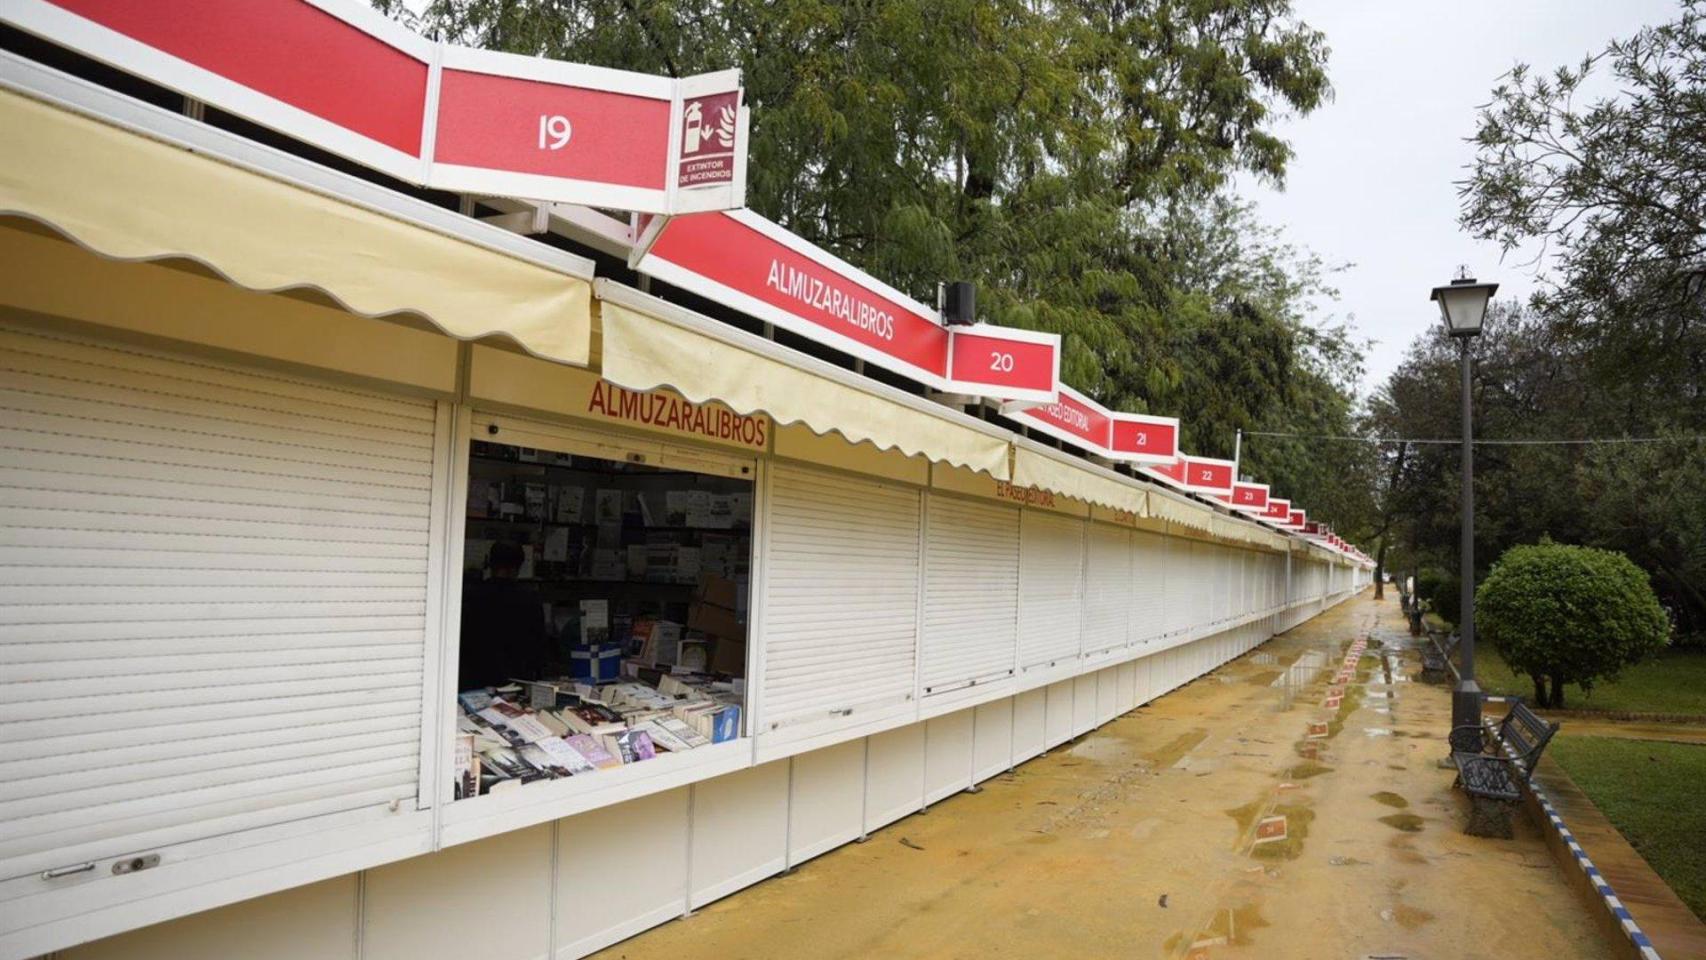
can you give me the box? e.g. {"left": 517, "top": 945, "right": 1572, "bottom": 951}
{"left": 1476, "top": 542, "right": 1669, "bottom": 707}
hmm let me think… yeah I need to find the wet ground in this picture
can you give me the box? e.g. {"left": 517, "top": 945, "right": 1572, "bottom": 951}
{"left": 591, "top": 591, "right": 1616, "bottom": 960}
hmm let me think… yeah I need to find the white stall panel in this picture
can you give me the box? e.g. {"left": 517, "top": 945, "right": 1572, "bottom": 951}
{"left": 760, "top": 464, "right": 921, "bottom": 747}
{"left": 1017, "top": 511, "right": 1085, "bottom": 670}
{"left": 924, "top": 709, "right": 975, "bottom": 804}
{"left": 1116, "top": 661, "right": 1137, "bottom": 713}
{"left": 864, "top": 721, "right": 926, "bottom": 834}
{"left": 1073, "top": 673, "right": 1097, "bottom": 735}
{"left": 0, "top": 322, "right": 437, "bottom": 881}
{"left": 555, "top": 787, "right": 689, "bottom": 958}
{"left": 1097, "top": 667, "right": 1119, "bottom": 724}
{"left": 689, "top": 760, "right": 789, "bottom": 908}
{"left": 1044, "top": 680, "right": 1075, "bottom": 748}
{"left": 57, "top": 876, "right": 359, "bottom": 960}
{"left": 1012, "top": 687, "right": 1047, "bottom": 763}
{"left": 920, "top": 494, "right": 1019, "bottom": 696}
{"left": 365, "top": 825, "right": 552, "bottom": 960}
{"left": 1081, "top": 523, "right": 1131, "bottom": 658}
{"left": 786, "top": 740, "right": 865, "bottom": 867}
{"left": 972, "top": 698, "right": 1014, "bottom": 782}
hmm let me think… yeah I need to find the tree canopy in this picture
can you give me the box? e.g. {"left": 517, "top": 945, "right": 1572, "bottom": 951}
{"left": 382, "top": 0, "right": 1379, "bottom": 539}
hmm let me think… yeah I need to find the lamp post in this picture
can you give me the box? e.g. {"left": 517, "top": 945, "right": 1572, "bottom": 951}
{"left": 1430, "top": 269, "right": 1498, "bottom": 732}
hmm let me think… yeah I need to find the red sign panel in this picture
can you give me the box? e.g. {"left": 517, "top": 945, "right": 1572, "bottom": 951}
{"left": 433, "top": 68, "right": 671, "bottom": 189}
{"left": 1182, "top": 457, "right": 1235, "bottom": 495}
{"left": 945, "top": 327, "right": 1060, "bottom": 403}
{"left": 643, "top": 211, "right": 950, "bottom": 376}
{"left": 1229, "top": 482, "right": 1269, "bottom": 510}
{"left": 1143, "top": 457, "right": 1189, "bottom": 488}
{"left": 1262, "top": 498, "right": 1291, "bottom": 522}
{"left": 1287, "top": 509, "right": 1307, "bottom": 528}
{"left": 1108, "top": 413, "right": 1179, "bottom": 464}
{"left": 1015, "top": 386, "right": 1112, "bottom": 450}
{"left": 12, "top": 0, "right": 746, "bottom": 214}
{"left": 45, "top": 0, "right": 430, "bottom": 155}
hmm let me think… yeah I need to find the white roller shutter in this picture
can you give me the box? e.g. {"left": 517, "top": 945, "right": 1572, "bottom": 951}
{"left": 0, "top": 322, "right": 436, "bottom": 881}
{"left": 760, "top": 464, "right": 920, "bottom": 734}
{"left": 1130, "top": 530, "right": 1166, "bottom": 644}
{"left": 1163, "top": 536, "right": 1191, "bottom": 638}
{"left": 921, "top": 494, "right": 1018, "bottom": 696}
{"left": 1212, "top": 545, "right": 1232, "bottom": 623}
{"left": 1235, "top": 552, "right": 1250, "bottom": 618}
{"left": 1017, "top": 511, "right": 1084, "bottom": 670}
{"left": 1082, "top": 523, "right": 1131, "bottom": 657}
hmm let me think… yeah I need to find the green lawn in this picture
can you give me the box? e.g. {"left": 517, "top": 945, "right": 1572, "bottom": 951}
{"left": 1470, "top": 646, "right": 1706, "bottom": 716}
{"left": 1550, "top": 737, "right": 1706, "bottom": 921}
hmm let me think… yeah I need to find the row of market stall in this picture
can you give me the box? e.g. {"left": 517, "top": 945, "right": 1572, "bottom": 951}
{"left": 0, "top": 3, "right": 1371, "bottom": 958}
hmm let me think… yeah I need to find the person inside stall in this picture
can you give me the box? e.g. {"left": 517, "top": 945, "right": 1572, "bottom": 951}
{"left": 458, "top": 540, "right": 550, "bottom": 690}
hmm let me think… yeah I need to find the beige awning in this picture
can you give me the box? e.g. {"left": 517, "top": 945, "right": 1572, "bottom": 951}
{"left": 1009, "top": 445, "right": 1148, "bottom": 515}
{"left": 599, "top": 290, "right": 1013, "bottom": 479}
{"left": 0, "top": 87, "right": 592, "bottom": 366}
{"left": 1145, "top": 486, "right": 1214, "bottom": 533}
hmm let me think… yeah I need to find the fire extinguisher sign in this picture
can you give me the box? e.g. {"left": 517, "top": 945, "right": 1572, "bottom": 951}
{"left": 678, "top": 90, "right": 740, "bottom": 188}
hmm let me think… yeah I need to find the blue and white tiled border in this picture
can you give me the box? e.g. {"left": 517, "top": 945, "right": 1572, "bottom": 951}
{"left": 1488, "top": 719, "right": 1662, "bottom": 960}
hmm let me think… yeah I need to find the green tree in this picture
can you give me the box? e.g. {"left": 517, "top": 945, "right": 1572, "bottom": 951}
{"left": 1476, "top": 542, "right": 1670, "bottom": 707}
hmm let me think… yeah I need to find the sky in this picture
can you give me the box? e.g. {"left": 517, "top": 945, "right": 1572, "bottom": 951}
{"left": 1238, "top": 0, "right": 1682, "bottom": 396}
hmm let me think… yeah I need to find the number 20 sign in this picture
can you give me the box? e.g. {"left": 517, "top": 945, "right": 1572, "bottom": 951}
{"left": 945, "top": 326, "right": 1061, "bottom": 405}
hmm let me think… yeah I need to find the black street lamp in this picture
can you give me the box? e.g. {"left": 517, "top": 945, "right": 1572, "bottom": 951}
{"left": 1430, "top": 269, "right": 1498, "bottom": 732}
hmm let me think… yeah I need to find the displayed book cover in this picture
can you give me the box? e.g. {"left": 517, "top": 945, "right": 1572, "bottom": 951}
{"left": 602, "top": 728, "right": 656, "bottom": 764}
{"left": 532, "top": 736, "right": 597, "bottom": 775}
{"left": 594, "top": 488, "right": 623, "bottom": 523}
{"left": 634, "top": 720, "right": 692, "bottom": 754}
{"left": 454, "top": 733, "right": 479, "bottom": 800}
{"left": 560, "top": 703, "right": 626, "bottom": 738}
{"left": 554, "top": 486, "right": 584, "bottom": 523}
{"left": 477, "top": 703, "right": 556, "bottom": 744}
{"left": 579, "top": 599, "right": 610, "bottom": 644}
{"left": 709, "top": 705, "right": 741, "bottom": 743}
{"left": 657, "top": 716, "right": 711, "bottom": 749}
{"left": 542, "top": 527, "right": 570, "bottom": 562}
{"left": 565, "top": 733, "right": 623, "bottom": 769}
{"left": 481, "top": 746, "right": 533, "bottom": 780}
{"left": 457, "top": 689, "right": 494, "bottom": 713}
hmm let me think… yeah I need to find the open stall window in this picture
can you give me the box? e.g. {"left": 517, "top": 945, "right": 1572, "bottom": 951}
{"left": 452, "top": 432, "right": 753, "bottom": 800}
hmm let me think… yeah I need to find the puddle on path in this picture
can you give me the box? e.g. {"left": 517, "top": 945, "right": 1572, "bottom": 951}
{"left": 1225, "top": 800, "right": 1316, "bottom": 860}
{"left": 1145, "top": 729, "right": 1209, "bottom": 769}
{"left": 1379, "top": 813, "right": 1425, "bottom": 832}
{"left": 1287, "top": 760, "right": 1333, "bottom": 780}
{"left": 1370, "top": 791, "right": 1409, "bottom": 808}
{"left": 1177, "top": 902, "right": 1271, "bottom": 951}
{"left": 1384, "top": 904, "right": 1436, "bottom": 930}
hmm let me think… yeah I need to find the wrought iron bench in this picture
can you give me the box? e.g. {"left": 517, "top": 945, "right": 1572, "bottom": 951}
{"left": 1450, "top": 701, "right": 1558, "bottom": 837}
{"left": 1420, "top": 630, "right": 1459, "bottom": 683}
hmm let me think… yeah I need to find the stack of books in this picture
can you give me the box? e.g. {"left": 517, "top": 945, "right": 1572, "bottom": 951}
{"left": 453, "top": 674, "right": 743, "bottom": 799}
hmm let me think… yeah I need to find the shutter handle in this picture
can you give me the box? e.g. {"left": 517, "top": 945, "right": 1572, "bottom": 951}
{"left": 831, "top": 708, "right": 853, "bottom": 717}
{"left": 42, "top": 862, "right": 95, "bottom": 880}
